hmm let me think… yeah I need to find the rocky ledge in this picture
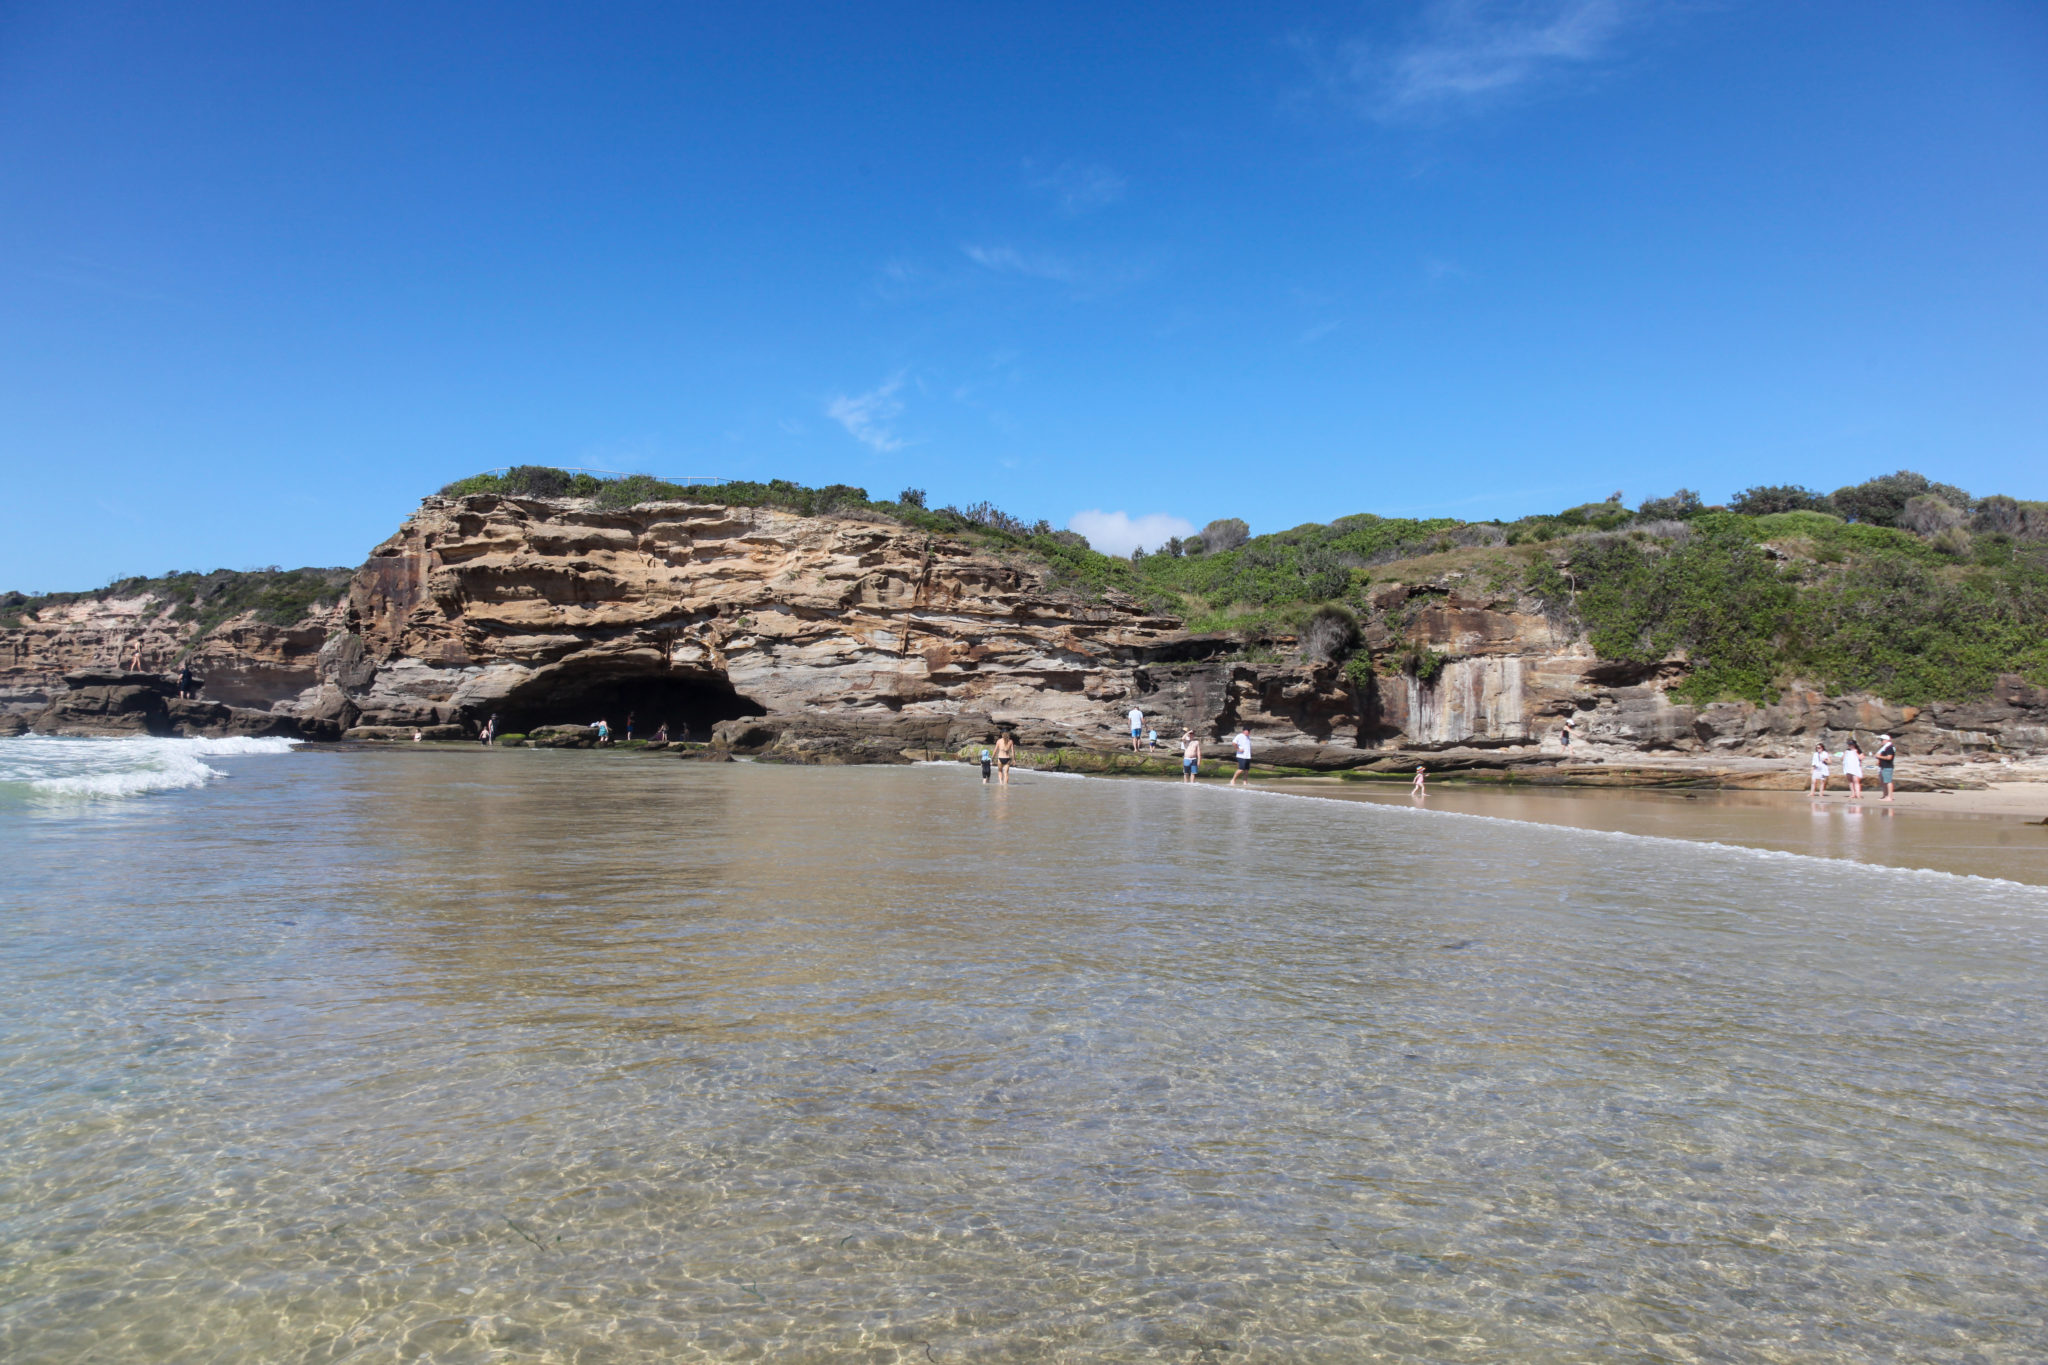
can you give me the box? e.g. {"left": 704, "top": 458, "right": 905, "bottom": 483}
{"left": 25, "top": 670, "right": 307, "bottom": 740}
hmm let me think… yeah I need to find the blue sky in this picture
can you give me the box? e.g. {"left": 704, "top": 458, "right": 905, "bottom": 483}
{"left": 2, "top": 1, "right": 2044, "bottom": 583}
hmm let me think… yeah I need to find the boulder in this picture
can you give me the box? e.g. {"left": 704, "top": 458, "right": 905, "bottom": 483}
{"left": 528, "top": 724, "right": 599, "bottom": 748}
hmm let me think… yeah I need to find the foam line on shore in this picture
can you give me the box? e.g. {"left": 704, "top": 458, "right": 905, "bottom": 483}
{"left": 1228, "top": 778, "right": 2048, "bottom": 895}
{"left": 927, "top": 758, "right": 2048, "bottom": 895}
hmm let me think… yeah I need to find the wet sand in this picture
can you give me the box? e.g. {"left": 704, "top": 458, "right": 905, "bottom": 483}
{"left": 1257, "top": 776, "right": 2048, "bottom": 886}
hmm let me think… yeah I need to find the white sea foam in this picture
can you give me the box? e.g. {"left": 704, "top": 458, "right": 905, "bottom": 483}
{"left": 0, "top": 734, "right": 299, "bottom": 804}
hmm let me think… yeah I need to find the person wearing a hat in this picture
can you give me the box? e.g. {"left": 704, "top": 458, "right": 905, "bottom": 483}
{"left": 1876, "top": 734, "right": 1897, "bottom": 801}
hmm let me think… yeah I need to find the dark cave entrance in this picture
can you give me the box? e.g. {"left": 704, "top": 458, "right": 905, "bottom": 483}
{"left": 493, "top": 666, "right": 766, "bottom": 740}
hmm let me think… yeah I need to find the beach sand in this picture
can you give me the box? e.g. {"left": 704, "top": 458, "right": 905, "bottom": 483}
{"left": 1258, "top": 775, "right": 2048, "bottom": 886}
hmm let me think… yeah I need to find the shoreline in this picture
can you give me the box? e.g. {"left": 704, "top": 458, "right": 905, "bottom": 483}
{"left": 311, "top": 737, "right": 2048, "bottom": 885}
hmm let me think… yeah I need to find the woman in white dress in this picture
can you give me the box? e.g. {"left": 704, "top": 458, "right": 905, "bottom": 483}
{"left": 1809, "top": 741, "right": 1831, "bottom": 796}
{"left": 1842, "top": 740, "right": 1865, "bottom": 798}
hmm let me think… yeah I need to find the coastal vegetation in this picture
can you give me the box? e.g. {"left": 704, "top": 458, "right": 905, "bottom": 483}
{"left": 437, "top": 464, "right": 2048, "bottom": 707}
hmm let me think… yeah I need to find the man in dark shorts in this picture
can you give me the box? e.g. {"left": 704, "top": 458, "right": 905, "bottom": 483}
{"left": 1876, "top": 734, "right": 1897, "bottom": 801}
{"left": 1230, "top": 726, "right": 1253, "bottom": 787}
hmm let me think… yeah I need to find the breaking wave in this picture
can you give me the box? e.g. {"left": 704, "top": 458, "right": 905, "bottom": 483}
{"left": 0, "top": 734, "right": 299, "bottom": 805}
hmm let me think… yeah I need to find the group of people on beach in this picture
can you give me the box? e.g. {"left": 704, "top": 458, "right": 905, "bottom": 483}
{"left": 1810, "top": 735, "right": 1899, "bottom": 800}
{"left": 980, "top": 708, "right": 1262, "bottom": 789}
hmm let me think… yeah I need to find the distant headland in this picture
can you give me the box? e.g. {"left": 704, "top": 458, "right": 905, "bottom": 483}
{"left": 3, "top": 466, "right": 2044, "bottom": 788}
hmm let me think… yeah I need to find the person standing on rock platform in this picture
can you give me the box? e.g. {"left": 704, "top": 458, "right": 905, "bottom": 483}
{"left": 625, "top": 711, "right": 636, "bottom": 743}
{"left": 1181, "top": 730, "right": 1201, "bottom": 782}
{"left": 178, "top": 662, "right": 196, "bottom": 699}
{"left": 1560, "top": 717, "right": 1573, "bottom": 751}
{"left": 993, "top": 731, "right": 1016, "bottom": 785}
{"left": 1127, "top": 705, "right": 1144, "bottom": 752}
{"left": 595, "top": 718, "right": 611, "bottom": 746}
{"left": 1230, "top": 727, "right": 1253, "bottom": 787}
{"left": 1877, "top": 734, "right": 1898, "bottom": 801}
{"left": 1809, "top": 741, "right": 1831, "bottom": 796}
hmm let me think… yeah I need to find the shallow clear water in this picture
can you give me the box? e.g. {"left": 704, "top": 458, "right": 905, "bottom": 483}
{"left": 3, "top": 742, "right": 2045, "bottom": 1362}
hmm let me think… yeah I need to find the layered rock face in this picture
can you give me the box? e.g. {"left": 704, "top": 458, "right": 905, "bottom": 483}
{"left": 2, "top": 592, "right": 341, "bottom": 736}
{"left": 306, "top": 494, "right": 1190, "bottom": 749}
{"left": 7, "top": 492, "right": 2045, "bottom": 770}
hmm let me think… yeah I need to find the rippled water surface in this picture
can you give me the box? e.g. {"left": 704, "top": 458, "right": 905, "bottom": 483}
{"left": 3, "top": 744, "right": 2045, "bottom": 1362}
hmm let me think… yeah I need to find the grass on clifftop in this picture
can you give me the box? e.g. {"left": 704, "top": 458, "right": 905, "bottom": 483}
{"left": 433, "top": 465, "right": 2048, "bottom": 707}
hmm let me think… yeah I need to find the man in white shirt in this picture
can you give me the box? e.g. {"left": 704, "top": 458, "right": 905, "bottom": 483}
{"left": 1127, "top": 705, "right": 1144, "bottom": 752}
{"left": 1230, "top": 726, "right": 1253, "bottom": 786}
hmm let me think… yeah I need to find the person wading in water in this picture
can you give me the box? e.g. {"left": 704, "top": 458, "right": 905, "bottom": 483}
{"left": 993, "top": 730, "right": 1016, "bottom": 786}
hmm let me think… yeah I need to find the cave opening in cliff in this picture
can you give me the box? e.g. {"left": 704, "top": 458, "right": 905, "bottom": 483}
{"left": 495, "top": 667, "right": 766, "bottom": 739}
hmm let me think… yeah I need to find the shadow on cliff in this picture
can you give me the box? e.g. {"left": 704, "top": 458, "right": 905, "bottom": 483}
{"left": 495, "top": 666, "right": 766, "bottom": 738}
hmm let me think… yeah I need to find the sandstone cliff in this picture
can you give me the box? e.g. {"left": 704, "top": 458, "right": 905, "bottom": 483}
{"left": 7, "top": 493, "right": 2045, "bottom": 777}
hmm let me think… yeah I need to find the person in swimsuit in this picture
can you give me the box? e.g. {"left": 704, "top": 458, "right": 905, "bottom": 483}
{"left": 1843, "top": 739, "right": 1864, "bottom": 798}
{"left": 1230, "top": 726, "right": 1252, "bottom": 787}
{"left": 979, "top": 747, "right": 992, "bottom": 784}
{"left": 1876, "top": 734, "right": 1897, "bottom": 801}
{"left": 994, "top": 731, "right": 1016, "bottom": 785}
{"left": 1809, "top": 741, "right": 1830, "bottom": 796}
{"left": 1181, "top": 730, "right": 1201, "bottom": 782}
{"left": 1412, "top": 764, "right": 1427, "bottom": 795}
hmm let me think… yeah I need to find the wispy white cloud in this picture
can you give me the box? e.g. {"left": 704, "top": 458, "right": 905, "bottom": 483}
{"left": 1298, "top": 319, "right": 1342, "bottom": 345}
{"left": 826, "top": 375, "right": 908, "bottom": 452}
{"left": 1303, "top": 0, "right": 1641, "bottom": 122}
{"left": 962, "top": 243, "right": 1078, "bottom": 283}
{"left": 1068, "top": 509, "right": 1198, "bottom": 557}
{"left": 1024, "top": 158, "right": 1128, "bottom": 214}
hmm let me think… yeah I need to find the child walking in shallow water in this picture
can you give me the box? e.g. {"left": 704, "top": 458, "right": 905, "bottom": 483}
{"left": 1412, "top": 765, "right": 1427, "bottom": 795}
